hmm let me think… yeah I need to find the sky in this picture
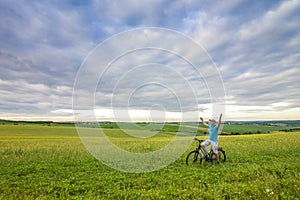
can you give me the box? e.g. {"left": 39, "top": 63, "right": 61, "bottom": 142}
{"left": 0, "top": 0, "right": 300, "bottom": 122}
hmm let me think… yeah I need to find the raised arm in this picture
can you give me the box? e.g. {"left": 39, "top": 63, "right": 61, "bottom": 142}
{"left": 200, "top": 117, "right": 209, "bottom": 127}
{"left": 218, "top": 113, "right": 222, "bottom": 128}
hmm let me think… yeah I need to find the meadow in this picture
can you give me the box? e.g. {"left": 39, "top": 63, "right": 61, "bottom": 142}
{"left": 0, "top": 123, "right": 299, "bottom": 199}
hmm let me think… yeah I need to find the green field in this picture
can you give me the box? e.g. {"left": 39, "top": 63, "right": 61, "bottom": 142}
{"left": 0, "top": 124, "right": 299, "bottom": 199}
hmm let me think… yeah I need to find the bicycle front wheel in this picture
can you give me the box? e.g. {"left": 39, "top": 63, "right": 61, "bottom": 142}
{"left": 186, "top": 150, "right": 200, "bottom": 166}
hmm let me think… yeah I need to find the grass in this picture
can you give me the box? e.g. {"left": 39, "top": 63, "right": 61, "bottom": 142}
{"left": 221, "top": 124, "right": 300, "bottom": 134}
{"left": 0, "top": 124, "right": 299, "bottom": 199}
{"left": 99, "top": 122, "right": 300, "bottom": 135}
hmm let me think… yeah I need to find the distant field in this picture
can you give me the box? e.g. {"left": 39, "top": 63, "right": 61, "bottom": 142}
{"left": 0, "top": 124, "right": 299, "bottom": 199}
{"left": 98, "top": 121, "right": 300, "bottom": 135}
{"left": 221, "top": 124, "right": 300, "bottom": 134}
{"left": 2, "top": 119, "right": 299, "bottom": 134}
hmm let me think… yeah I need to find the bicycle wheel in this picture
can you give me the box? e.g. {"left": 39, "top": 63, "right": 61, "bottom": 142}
{"left": 210, "top": 148, "right": 226, "bottom": 163}
{"left": 186, "top": 150, "right": 199, "bottom": 166}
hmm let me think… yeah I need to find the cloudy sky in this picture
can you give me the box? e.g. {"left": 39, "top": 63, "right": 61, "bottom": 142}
{"left": 0, "top": 0, "right": 299, "bottom": 122}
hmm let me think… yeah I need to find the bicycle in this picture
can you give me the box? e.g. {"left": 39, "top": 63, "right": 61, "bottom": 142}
{"left": 186, "top": 137, "right": 226, "bottom": 166}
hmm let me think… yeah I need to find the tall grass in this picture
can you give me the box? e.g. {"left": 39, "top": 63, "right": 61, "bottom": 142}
{"left": 0, "top": 125, "right": 299, "bottom": 199}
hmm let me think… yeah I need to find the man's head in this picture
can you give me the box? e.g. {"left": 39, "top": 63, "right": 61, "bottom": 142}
{"left": 209, "top": 119, "right": 217, "bottom": 126}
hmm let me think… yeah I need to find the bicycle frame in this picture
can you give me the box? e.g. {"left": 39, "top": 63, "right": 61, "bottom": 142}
{"left": 194, "top": 138, "right": 209, "bottom": 159}
{"left": 186, "top": 137, "right": 226, "bottom": 166}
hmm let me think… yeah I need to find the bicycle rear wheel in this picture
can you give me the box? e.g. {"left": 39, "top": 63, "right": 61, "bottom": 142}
{"left": 210, "top": 148, "right": 226, "bottom": 163}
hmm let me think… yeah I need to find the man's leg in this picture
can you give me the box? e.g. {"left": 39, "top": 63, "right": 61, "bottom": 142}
{"left": 212, "top": 141, "right": 220, "bottom": 163}
{"left": 201, "top": 140, "right": 210, "bottom": 158}
{"left": 215, "top": 153, "right": 220, "bottom": 163}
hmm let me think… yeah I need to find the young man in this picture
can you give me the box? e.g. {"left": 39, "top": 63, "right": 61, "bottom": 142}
{"left": 200, "top": 113, "right": 222, "bottom": 164}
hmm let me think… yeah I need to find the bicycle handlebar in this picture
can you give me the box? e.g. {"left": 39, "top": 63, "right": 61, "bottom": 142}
{"left": 194, "top": 137, "right": 204, "bottom": 143}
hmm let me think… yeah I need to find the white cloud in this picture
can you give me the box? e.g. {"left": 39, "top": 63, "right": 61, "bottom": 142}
{"left": 226, "top": 105, "right": 300, "bottom": 121}
{"left": 0, "top": 0, "right": 299, "bottom": 121}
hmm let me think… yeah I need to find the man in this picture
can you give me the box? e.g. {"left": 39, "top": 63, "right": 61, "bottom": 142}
{"left": 200, "top": 113, "right": 222, "bottom": 164}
